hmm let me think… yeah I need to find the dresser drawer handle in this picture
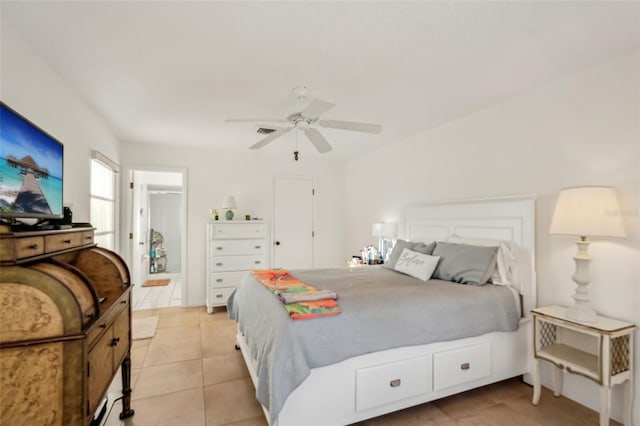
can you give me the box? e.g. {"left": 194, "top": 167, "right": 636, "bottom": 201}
{"left": 99, "top": 323, "right": 107, "bottom": 329}
{"left": 63, "top": 239, "right": 72, "bottom": 244}
{"left": 390, "top": 379, "right": 401, "bottom": 387}
{"left": 216, "top": 278, "right": 223, "bottom": 283}
{"left": 216, "top": 247, "right": 223, "bottom": 250}
{"left": 460, "top": 362, "right": 470, "bottom": 370}
{"left": 28, "top": 243, "right": 39, "bottom": 250}
{"left": 216, "top": 294, "right": 224, "bottom": 298}
{"left": 120, "top": 300, "right": 127, "bottom": 304}
{"left": 254, "top": 261, "right": 261, "bottom": 264}
{"left": 254, "top": 245, "right": 261, "bottom": 249}
{"left": 216, "top": 262, "right": 223, "bottom": 266}
{"left": 85, "top": 236, "right": 93, "bottom": 240}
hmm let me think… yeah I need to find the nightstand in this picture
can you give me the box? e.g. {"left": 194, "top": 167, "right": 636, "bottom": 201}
{"left": 531, "top": 306, "right": 635, "bottom": 426}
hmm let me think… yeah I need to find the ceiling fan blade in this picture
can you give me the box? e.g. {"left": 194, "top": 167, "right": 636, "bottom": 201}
{"left": 304, "top": 128, "right": 332, "bottom": 153}
{"left": 225, "top": 118, "right": 288, "bottom": 123}
{"left": 318, "top": 119, "right": 382, "bottom": 134}
{"left": 249, "top": 127, "right": 292, "bottom": 150}
{"left": 301, "top": 99, "right": 335, "bottom": 117}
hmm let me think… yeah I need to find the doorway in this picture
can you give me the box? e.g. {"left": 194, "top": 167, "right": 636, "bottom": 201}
{"left": 127, "top": 168, "right": 187, "bottom": 310}
{"left": 272, "top": 176, "right": 314, "bottom": 269}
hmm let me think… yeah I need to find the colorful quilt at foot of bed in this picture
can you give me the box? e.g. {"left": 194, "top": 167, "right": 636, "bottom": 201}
{"left": 251, "top": 269, "right": 341, "bottom": 319}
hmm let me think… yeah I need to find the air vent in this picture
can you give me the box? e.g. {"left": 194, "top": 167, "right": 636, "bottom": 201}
{"left": 256, "top": 126, "right": 277, "bottom": 134}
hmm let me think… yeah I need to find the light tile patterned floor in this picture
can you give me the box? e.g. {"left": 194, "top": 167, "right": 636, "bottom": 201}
{"left": 103, "top": 306, "right": 618, "bottom": 426}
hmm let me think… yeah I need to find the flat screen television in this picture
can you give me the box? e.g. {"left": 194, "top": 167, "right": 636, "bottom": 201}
{"left": 0, "top": 102, "right": 64, "bottom": 222}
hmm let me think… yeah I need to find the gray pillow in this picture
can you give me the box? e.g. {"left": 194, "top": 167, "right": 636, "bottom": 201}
{"left": 431, "top": 242, "right": 498, "bottom": 285}
{"left": 384, "top": 240, "right": 436, "bottom": 270}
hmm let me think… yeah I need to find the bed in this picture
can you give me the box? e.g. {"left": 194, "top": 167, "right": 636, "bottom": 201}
{"left": 228, "top": 196, "right": 536, "bottom": 426}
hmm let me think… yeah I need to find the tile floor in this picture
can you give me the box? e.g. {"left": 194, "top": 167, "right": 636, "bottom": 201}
{"left": 103, "top": 306, "right": 617, "bottom": 426}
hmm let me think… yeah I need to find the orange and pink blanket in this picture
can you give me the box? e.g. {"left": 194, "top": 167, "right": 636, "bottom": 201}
{"left": 251, "top": 269, "right": 341, "bottom": 320}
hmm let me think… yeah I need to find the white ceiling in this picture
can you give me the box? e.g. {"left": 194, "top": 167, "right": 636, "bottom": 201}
{"left": 3, "top": 1, "right": 639, "bottom": 161}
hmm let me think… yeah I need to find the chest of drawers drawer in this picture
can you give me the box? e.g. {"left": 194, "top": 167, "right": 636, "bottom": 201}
{"left": 210, "top": 271, "right": 249, "bottom": 288}
{"left": 209, "top": 223, "right": 266, "bottom": 239}
{"left": 209, "top": 239, "right": 265, "bottom": 256}
{"left": 210, "top": 255, "right": 265, "bottom": 272}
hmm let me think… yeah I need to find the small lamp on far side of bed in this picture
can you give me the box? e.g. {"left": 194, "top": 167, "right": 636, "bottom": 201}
{"left": 372, "top": 222, "right": 397, "bottom": 262}
{"left": 549, "top": 186, "right": 626, "bottom": 323}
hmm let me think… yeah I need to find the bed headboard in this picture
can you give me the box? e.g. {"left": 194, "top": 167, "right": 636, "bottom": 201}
{"left": 404, "top": 195, "right": 537, "bottom": 315}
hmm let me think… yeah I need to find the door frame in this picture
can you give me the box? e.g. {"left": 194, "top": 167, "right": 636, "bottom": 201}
{"left": 123, "top": 165, "right": 188, "bottom": 306}
{"left": 271, "top": 174, "right": 316, "bottom": 268}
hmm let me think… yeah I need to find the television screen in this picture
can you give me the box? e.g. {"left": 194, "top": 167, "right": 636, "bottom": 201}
{"left": 0, "top": 102, "right": 64, "bottom": 220}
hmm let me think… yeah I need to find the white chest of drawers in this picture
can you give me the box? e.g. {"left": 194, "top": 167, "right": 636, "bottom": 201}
{"left": 206, "top": 221, "right": 267, "bottom": 313}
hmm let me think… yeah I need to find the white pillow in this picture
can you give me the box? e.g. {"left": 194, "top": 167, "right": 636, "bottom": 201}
{"left": 394, "top": 248, "right": 440, "bottom": 281}
{"left": 446, "top": 235, "right": 517, "bottom": 285}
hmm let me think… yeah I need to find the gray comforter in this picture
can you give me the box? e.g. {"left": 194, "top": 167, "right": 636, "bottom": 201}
{"left": 227, "top": 267, "right": 519, "bottom": 424}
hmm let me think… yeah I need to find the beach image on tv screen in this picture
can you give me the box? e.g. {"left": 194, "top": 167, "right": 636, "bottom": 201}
{"left": 0, "top": 105, "right": 63, "bottom": 217}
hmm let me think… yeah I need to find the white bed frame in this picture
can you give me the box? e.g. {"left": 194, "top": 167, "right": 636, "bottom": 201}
{"left": 235, "top": 196, "right": 537, "bottom": 426}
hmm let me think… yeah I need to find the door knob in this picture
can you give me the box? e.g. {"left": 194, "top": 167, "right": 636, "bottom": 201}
{"left": 275, "top": 241, "right": 281, "bottom": 246}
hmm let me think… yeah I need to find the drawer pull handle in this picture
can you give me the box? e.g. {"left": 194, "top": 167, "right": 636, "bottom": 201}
{"left": 99, "top": 323, "right": 107, "bottom": 329}
{"left": 85, "top": 236, "right": 93, "bottom": 240}
{"left": 120, "top": 300, "right": 127, "bottom": 304}
{"left": 28, "top": 243, "right": 39, "bottom": 250}
{"left": 110, "top": 337, "right": 120, "bottom": 347}
{"left": 216, "top": 294, "right": 224, "bottom": 298}
{"left": 63, "top": 239, "right": 72, "bottom": 244}
{"left": 255, "top": 245, "right": 261, "bottom": 249}
{"left": 216, "top": 247, "right": 223, "bottom": 250}
{"left": 216, "top": 278, "right": 223, "bottom": 283}
{"left": 461, "top": 362, "right": 470, "bottom": 370}
{"left": 216, "top": 263, "right": 223, "bottom": 266}
{"left": 254, "top": 261, "right": 261, "bottom": 264}
{"left": 390, "top": 379, "right": 401, "bottom": 387}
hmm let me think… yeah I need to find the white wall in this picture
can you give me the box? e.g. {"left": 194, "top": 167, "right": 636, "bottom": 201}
{"left": 1, "top": 21, "right": 121, "bottom": 223}
{"left": 345, "top": 51, "right": 640, "bottom": 422}
{"left": 120, "top": 143, "right": 347, "bottom": 306}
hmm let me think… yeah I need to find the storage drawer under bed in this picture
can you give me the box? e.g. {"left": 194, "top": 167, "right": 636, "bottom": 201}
{"left": 433, "top": 343, "right": 491, "bottom": 391}
{"left": 356, "top": 356, "right": 430, "bottom": 412}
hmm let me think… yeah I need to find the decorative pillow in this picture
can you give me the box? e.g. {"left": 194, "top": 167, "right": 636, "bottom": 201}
{"left": 383, "top": 239, "right": 436, "bottom": 270}
{"left": 393, "top": 248, "right": 440, "bottom": 281}
{"left": 431, "top": 242, "right": 498, "bottom": 285}
{"left": 446, "top": 236, "right": 517, "bottom": 285}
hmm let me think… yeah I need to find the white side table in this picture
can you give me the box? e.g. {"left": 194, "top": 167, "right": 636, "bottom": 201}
{"left": 531, "top": 305, "right": 635, "bottom": 426}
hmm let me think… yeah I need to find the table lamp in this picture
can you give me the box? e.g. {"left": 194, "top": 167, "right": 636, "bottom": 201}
{"left": 222, "top": 196, "right": 237, "bottom": 220}
{"left": 549, "top": 186, "right": 626, "bottom": 322}
{"left": 372, "top": 222, "right": 397, "bottom": 261}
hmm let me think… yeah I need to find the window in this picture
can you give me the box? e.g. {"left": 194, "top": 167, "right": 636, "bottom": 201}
{"left": 90, "top": 151, "right": 118, "bottom": 250}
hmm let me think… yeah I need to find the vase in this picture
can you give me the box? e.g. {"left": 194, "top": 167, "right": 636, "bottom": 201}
{"left": 225, "top": 209, "right": 234, "bottom": 220}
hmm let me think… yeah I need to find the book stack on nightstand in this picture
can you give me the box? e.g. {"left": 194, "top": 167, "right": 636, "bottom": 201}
{"left": 531, "top": 305, "right": 635, "bottom": 426}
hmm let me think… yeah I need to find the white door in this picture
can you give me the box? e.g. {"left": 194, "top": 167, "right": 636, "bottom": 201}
{"left": 273, "top": 176, "right": 314, "bottom": 269}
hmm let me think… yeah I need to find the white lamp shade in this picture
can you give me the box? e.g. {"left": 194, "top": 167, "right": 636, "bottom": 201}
{"left": 372, "top": 222, "right": 397, "bottom": 238}
{"left": 222, "top": 196, "right": 237, "bottom": 210}
{"left": 549, "top": 186, "right": 626, "bottom": 238}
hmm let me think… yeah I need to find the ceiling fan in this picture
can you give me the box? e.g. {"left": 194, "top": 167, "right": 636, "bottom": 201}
{"left": 225, "top": 87, "right": 382, "bottom": 154}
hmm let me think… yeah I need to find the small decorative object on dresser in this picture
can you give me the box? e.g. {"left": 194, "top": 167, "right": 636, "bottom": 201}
{"left": 549, "top": 186, "right": 626, "bottom": 323}
{"left": 206, "top": 220, "right": 267, "bottom": 313}
{"left": 532, "top": 306, "right": 635, "bottom": 426}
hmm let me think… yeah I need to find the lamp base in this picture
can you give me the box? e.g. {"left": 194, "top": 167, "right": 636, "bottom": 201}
{"left": 225, "top": 210, "right": 234, "bottom": 220}
{"left": 565, "top": 239, "right": 597, "bottom": 323}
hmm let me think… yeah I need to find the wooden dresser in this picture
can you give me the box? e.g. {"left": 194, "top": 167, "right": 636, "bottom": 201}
{"left": 0, "top": 224, "right": 134, "bottom": 426}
